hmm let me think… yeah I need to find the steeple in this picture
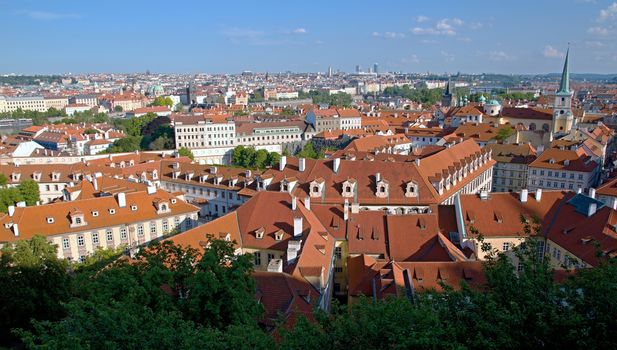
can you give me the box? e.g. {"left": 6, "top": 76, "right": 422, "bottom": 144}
{"left": 557, "top": 47, "right": 570, "bottom": 95}
{"left": 445, "top": 78, "right": 453, "bottom": 95}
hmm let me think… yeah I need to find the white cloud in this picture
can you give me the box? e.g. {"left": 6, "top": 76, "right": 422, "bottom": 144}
{"left": 543, "top": 45, "right": 565, "bottom": 58}
{"left": 17, "top": 10, "right": 81, "bottom": 20}
{"left": 599, "top": 2, "right": 617, "bottom": 21}
{"left": 489, "top": 51, "right": 515, "bottom": 61}
{"left": 402, "top": 54, "right": 420, "bottom": 64}
{"left": 411, "top": 18, "right": 462, "bottom": 36}
{"left": 585, "top": 40, "right": 604, "bottom": 48}
{"left": 292, "top": 28, "right": 307, "bottom": 34}
{"left": 384, "top": 31, "right": 406, "bottom": 38}
{"left": 588, "top": 26, "right": 610, "bottom": 35}
{"left": 469, "top": 22, "right": 483, "bottom": 30}
{"left": 415, "top": 15, "right": 430, "bottom": 23}
{"left": 441, "top": 51, "right": 455, "bottom": 62}
{"left": 457, "top": 37, "right": 472, "bottom": 42}
{"left": 372, "top": 31, "right": 405, "bottom": 38}
{"left": 420, "top": 39, "right": 438, "bottom": 44}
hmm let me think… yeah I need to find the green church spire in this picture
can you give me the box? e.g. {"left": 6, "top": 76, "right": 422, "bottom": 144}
{"left": 557, "top": 47, "right": 570, "bottom": 95}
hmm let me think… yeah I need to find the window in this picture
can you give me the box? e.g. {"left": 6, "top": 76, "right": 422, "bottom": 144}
{"left": 267, "top": 253, "right": 275, "bottom": 263}
{"left": 92, "top": 232, "right": 99, "bottom": 245}
{"left": 62, "top": 238, "right": 70, "bottom": 249}
{"left": 150, "top": 222, "right": 157, "bottom": 235}
{"left": 120, "top": 227, "right": 127, "bottom": 240}
{"left": 174, "top": 217, "right": 180, "bottom": 230}
{"left": 335, "top": 267, "right": 343, "bottom": 273}
{"left": 502, "top": 242, "right": 510, "bottom": 251}
{"left": 335, "top": 247, "right": 342, "bottom": 260}
{"left": 578, "top": 174, "right": 583, "bottom": 180}
{"left": 253, "top": 252, "right": 261, "bottom": 266}
{"left": 77, "top": 235, "right": 84, "bottom": 247}
{"left": 137, "top": 225, "right": 144, "bottom": 236}
{"left": 162, "top": 220, "right": 169, "bottom": 232}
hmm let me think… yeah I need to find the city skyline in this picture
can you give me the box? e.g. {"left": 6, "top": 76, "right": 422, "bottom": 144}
{"left": 1, "top": 0, "right": 617, "bottom": 74}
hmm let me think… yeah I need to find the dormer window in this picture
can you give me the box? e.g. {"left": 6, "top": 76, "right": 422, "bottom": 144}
{"left": 131, "top": 205, "right": 138, "bottom": 211}
{"left": 109, "top": 208, "right": 116, "bottom": 215}
{"left": 11, "top": 172, "right": 20, "bottom": 182}
{"left": 274, "top": 229, "right": 284, "bottom": 241}
{"left": 52, "top": 172, "right": 60, "bottom": 181}
{"left": 309, "top": 179, "right": 324, "bottom": 198}
{"left": 341, "top": 179, "right": 356, "bottom": 198}
{"left": 375, "top": 180, "right": 389, "bottom": 198}
{"left": 255, "top": 227, "right": 265, "bottom": 239}
{"left": 47, "top": 217, "right": 54, "bottom": 224}
{"left": 69, "top": 209, "right": 87, "bottom": 228}
{"left": 549, "top": 158, "right": 555, "bottom": 164}
{"left": 92, "top": 211, "right": 99, "bottom": 217}
{"left": 405, "top": 181, "right": 419, "bottom": 198}
{"left": 33, "top": 172, "right": 41, "bottom": 182}
{"left": 171, "top": 198, "right": 177, "bottom": 204}
{"left": 152, "top": 170, "right": 158, "bottom": 180}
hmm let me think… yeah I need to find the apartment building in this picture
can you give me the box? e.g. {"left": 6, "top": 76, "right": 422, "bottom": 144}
{"left": 174, "top": 114, "right": 236, "bottom": 150}
{"left": 262, "top": 139, "right": 494, "bottom": 210}
{"left": 0, "top": 189, "right": 200, "bottom": 261}
{"left": 44, "top": 96, "right": 69, "bottom": 110}
{"left": 68, "top": 94, "right": 99, "bottom": 108}
{"left": 305, "top": 108, "right": 362, "bottom": 133}
{"left": 0, "top": 96, "right": 47, "bottom": 113}
{"left": 235, "top": 120, "right": 309, "bottom": 147}
{"left": 158, "top": 161, "right": 254, "bottom": 218}
{"left": 527, "top": 147, "right": 600, "bottom": 193}
{"left": 486, "top": 143, "right": 537, "bottom": 193}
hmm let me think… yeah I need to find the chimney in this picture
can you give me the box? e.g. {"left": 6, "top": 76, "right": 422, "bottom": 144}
{"left": 415, "top": 158, "right": 420, "bottom": 167}
{"left": 304, "top": 196, "right": 311, "bottom": 211}
{"left": 92, "top": 176, "right": 98, "bottom": 191}
{"left": 333, "top": 158, "right": 340, "bottom": 173}
{"left": 520, "top": 189, "right": 528, "bottom": 203}
{"left": 279, "top": 155, "right": 287, "bottom": 171}
{"left": 375, "top": 173, "right": 381, "bottom": 182}
{"left": 299, "top": 158, "right": 306, "bottom": 172}
{"left": 147, "top": 186, "right": 156, "bottom": 195}
{"left": 117, "top": 192, "right": 126, "bottom": 207}
{"left": 612, "top": 197, "right": 617, "bottom": 210}
{"left": 589, "top": 188, "right": 596, "bottom": 199}
{"left": 535, "top": 188, "right": 542, "bottom": 202}
{"left": 12, "top": 223, "right": 19, "bottom": 237}
{"left": 293, "top": 217, "right": 303, "bottom": 237}
{"left": 344, "top": 199, "right": 349, "bottom": 221}
{"left": 291, "top": 196, "right": 297, "bottom": 211}
{"left": 8, "top": 205, "right": 15, "bottom": 217}
{"left": 588, "top": 202, "right": 597, "bottom": 217}
{"left": 577, "top": 187, "right": 583, "bottom": 194}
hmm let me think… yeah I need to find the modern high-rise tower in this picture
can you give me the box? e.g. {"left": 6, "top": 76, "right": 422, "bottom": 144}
{"left": 355, "top": 65, "right": 361, "bottom": 73}
{"left": 373, "top": 63, "right": 378, "bottom": 74}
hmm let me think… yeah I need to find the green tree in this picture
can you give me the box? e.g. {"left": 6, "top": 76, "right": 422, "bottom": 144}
{"left": 0, "top": 187, "right": 23, "bottom": 212}
{"left": 252, "top": 149, "right": 269, "bottom": 169}
{"left": 114, "top": 105, "right": 123, "bottom": 112}
{"left": 495, "top": 126, "right": 515, "bottom": 141}
{"left": 266, "top": 152, "right": 281, "bottom": 167}
{"left": 0, "top": 173, "right": 7, "bottom": 187}
{"left": 174, "top": 102, "right": 184, "bottom": 112}
{"left": 178, "top": 147, "right": 194, "bottom": 160}
{"left": 17, "top": 180, "right": 40, "bottom": 206}
{"left": 231, "top": 146, "right": 246, "bottom": 166}
{"left": 0, "top": 236, "right": 71, "bottom": 347}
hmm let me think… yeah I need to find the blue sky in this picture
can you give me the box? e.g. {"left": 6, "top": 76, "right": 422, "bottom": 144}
{"left": 1, "top": 0, "right": 616, "bottom": 74}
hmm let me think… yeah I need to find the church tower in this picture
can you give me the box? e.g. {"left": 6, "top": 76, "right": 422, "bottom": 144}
{"left": 552, "top": 48, "right": 574, "bottom": 134}
{"left": 441, "top": 78, "right": 456, "bottom": 107}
